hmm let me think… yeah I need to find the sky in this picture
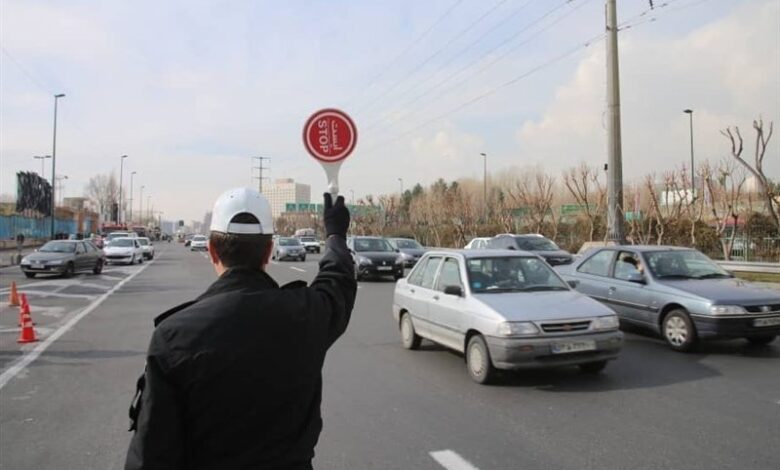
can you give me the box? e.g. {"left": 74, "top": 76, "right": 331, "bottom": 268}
{"left": 1, "top": 0, "right": 778, "bottom": 223}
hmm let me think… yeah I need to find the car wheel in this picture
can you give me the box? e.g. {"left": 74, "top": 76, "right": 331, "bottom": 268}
{"left": 129, "top": 255, "right": 136, "bottom": 265}
{"left": 63, "top": 262, "right": 75, "bottom": 278}
{"left": 662, "top": 309, "right": 697, "bottom": 352}
{"left": 149, "top": 253, "right": 154, "bottom": 260}
{"left": 301, "top": 255, "right": 306, "bottom": 262}
{"left": 24, "top": 272, "right": 36, "bottom": 279}
{"left": 746, "top": 335, "right": 776, "bottom": 346}
{"left": 93, "top": 259, "right": 104, "bottom": 275}
{"left": 466, "top": 335, "right": 497, "bottom": 385}
{"left": 400, "top": 312, "right": 422, "bottom": 350}
{"left": 354, "top": 266, "right": 362, "bottom": 282}
{"left": 139, "top": 255, "right": 144, "bottom": 264}
{"left": 579, "top": 360, "right": 608, "bottom": 374}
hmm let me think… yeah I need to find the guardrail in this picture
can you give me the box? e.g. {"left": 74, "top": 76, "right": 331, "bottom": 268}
{"left": 717, "top": 261, "right": 780, "bottom": 274}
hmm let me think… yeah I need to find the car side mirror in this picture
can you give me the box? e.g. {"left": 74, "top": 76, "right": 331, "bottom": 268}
{"left": 507, "top": 246, "right": 516, "bottom": 250}
{"left": 394, "top": 248, "right": 400, "bottom": 253}
{"left": 444, "top": 285, "right": 463, "bottom": 297}
{"left": 567, "top": 280, "right": 580, "bottom": 288}
{"left": 627, "top": 272, "right": 646, "bottom": 284}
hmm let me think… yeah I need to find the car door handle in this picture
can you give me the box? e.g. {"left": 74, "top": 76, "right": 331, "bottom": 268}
{"left": 432, "top": 295, "right": 440, "bottom": 301}
{"left": 608, "top": 287, "right": 616, "bottom": 293}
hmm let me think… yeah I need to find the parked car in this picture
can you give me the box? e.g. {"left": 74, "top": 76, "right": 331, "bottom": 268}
{"left": 348, "top": 236, "right": 405, "bottom": 281}
{"left": 487, "top": 234, "right": 573, "bottom": 266}
{"left": 190, "top": 235, "right": 208, "bottom": 251}
{"left": 298, "top": 236, "right": 321, "bottom": 254}
{"left": 137, "top": 237, "right": 155, "bottom": 260}
{"left": 464, "top": 237, "right": 491, "bottom": 250}
{"left": 273, "top": 237, "right": 306, "bottom": 261}
{"left": 556, "top": 246, "right": 780, "bottom": 351}
{"left": 104, "top": 237, "right": 144, "bottom": 265}
{"left": 393, "top": 249, "right": 622, "bottom": 383}
{"left": 20, "top": 240, "right": 105, "bottom": 278}
{"left": 388, "top": 237, "right": 427, "bottom": 267}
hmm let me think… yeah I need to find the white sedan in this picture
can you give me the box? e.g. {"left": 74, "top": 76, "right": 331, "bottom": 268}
{"left": 190, "top": 235, "right": 208, "bottom": 251}
{"left": 104, "top": 237, "right": 144, "bottom": 265}
{"left": 137, "top": 237, "right": 155, "bottom": 260}
{"left": 393, "top": 249, "right": 623, "bottom": 384}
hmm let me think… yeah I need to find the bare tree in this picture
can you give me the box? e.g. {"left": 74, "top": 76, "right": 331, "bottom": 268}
{"left": 85, "top": 173, "right": 118, "bottom": 221}
{"left": 510, "top": 170, "right": 555, "bottom": 234}
{"left": 721, "top": 119, "right": 778, "bottom": 231}
{"left": 562, "top": 163, "right": 606, "bottom": 241}
{"left": 703, "top": 159, "right": 747, "bottom": 260}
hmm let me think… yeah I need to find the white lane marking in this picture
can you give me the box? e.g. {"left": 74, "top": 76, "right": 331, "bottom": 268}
{"left": 430, "top": 450, "right": 480, "bottom": 470}
{"left": 290, "top": 266, "right": 306, "bottom": 273}
{"left": 0, "top": 257, "right": 156, "bottom": 390}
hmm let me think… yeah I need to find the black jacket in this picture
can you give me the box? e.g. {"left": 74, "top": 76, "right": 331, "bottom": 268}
{"left": 125, "top": 236, "right": 356, "bottom": 470}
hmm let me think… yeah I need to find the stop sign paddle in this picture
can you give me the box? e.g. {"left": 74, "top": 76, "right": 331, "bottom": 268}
{"left": 302, "top": 108, "right": 357, "bottom": 198}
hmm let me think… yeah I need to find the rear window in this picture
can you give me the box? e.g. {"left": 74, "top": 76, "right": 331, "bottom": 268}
{"left": 514, "top": 236, "right": 559, "bottom": 251}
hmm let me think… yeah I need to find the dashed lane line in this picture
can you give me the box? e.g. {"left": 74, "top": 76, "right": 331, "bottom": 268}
{"left": 0, "top": 256, "right": 156, "bottom": 390}
{"left": 290, "top": 266, "right": 306, "bottom": 273}
{"left": 430, "top": 450, "right": 480, "bottom": 470}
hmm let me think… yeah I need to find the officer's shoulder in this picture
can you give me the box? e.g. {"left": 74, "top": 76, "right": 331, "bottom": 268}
{"left": 153, "top": 300, "right": 198, "bottom": 327}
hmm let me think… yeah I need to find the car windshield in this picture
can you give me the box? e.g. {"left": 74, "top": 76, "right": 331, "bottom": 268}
{"left": 109, "top": 239, "right": 135, "bottom": 247}
{"left": 354, "top": 238, "right": 394, "bottom": 252}
{"left": 514, "top": 236, "right": 559, "bottom": 251}
{"left": 40, "top": 241, "right": 76, "bottom": 253}
{"left": 193, "top": 236, "right": 206, "bottom": 242}
{"left": 138, "top": 239, "right": 150, "bottom": 246}
{"left": 108, "top": 233, "right": 129, "bottom": 241}
{"left": 644, "top": 250, "right": 732, "bottom": 279}
{"left": 394, "top": 239, "right": 422, "bottom": 249}
{"left": 279, "top": 238, "right": 301, "bottom": 246}
{"left": 466, "top": 256, "right": 569, "bottom": 293}
{"left": 300, "top": 237, "right": 316, "bottom": 242}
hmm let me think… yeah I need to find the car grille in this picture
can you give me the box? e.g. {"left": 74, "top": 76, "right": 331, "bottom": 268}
{"left": 744, "top": 304, "right": 780, "bottom": 314}
{"left": 540, "top": 320, "right": 591, "bottom": 333}
{"left": 106, "top": 254, "right": 130, "bottom": 259}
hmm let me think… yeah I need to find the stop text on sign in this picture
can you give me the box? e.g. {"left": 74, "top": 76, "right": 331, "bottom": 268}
{"left": 303, "top": 108, "right": 357, "bottom": 163}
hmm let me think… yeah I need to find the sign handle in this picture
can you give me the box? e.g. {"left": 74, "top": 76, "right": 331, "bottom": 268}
{"left": 322, "top": 161, "right": 343, "bottom": 199}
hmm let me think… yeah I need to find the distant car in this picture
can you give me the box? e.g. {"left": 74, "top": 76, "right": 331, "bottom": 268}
{"left": 298, "top": 236, "right": 321, "bottom": 254}
{"left": 557, "top": 246, "right": 780, "bottom": 351}
{"left": 107, "top": 231, "right": 137, "bottom": 242}
{"left": 104, "top": 237, "right": 144, "bottom": 265}
{"left": 273, "top": 237, "right": 306, "bottom": 261}
{"left": 393, "top": 250, "right": 622, "bottom": 384}
{"left": 137, "top": 237, "right": 155, "bottom": 260}
{"left": 20, "top": 240, "right": 105, "bottom": 278}
{"left": 190, "top": 235, "right": 208, "bottom": 251}
{"left": 487, "top": 234, "right": 573, "bottom": 266}
{"left": 348, "top": 236, "right": 404, "bottom": 281}
{"left": 464, "top": 237, "right": 491, "bottom": 250}
{"left": 388, "top": 237, "right": 426, "bottom": 267}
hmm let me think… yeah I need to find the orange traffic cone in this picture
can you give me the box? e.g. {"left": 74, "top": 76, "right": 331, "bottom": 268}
{"left": 9, "top": 281, "right": 20, "bottom": 307}
{"left": 17, "top": 294, "right": 38, "bottom": 344}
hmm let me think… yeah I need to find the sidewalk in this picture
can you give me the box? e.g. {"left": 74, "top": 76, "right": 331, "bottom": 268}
{"left": 0, "top": 246, "right": 41, "bottom": 269}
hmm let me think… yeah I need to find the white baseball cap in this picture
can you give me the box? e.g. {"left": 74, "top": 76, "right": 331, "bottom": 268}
{"left": 210, "top": 188, "right": 274, "bottom": 235}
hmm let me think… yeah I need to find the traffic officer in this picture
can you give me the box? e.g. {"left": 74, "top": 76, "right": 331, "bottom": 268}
{"left": 125, "top": 188, "right": 356, "bottom": 470}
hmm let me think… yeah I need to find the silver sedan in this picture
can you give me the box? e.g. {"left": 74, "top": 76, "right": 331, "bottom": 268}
{"left": 556, "top": 246, "right": 780, "bottom": 351}
{"left": 392, "top": 249, "right": 623, "bottom": 384}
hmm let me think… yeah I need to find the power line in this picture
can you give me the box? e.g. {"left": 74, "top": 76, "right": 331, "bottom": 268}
{"left": 354, "top": 0, "right": 513, "bottom": 115}
{"left": 1, "top": 46, "right": 53, "bottom": 94}
{"left": 363, "top": 0, "right": 589, "bottom": 133}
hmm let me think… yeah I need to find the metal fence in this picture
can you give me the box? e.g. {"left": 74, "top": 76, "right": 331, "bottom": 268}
{"left": 0, "top": 215, "right": 92, "bottom": 240}
{"left": 723, "top": 237, "right": 780, "bottom": 263}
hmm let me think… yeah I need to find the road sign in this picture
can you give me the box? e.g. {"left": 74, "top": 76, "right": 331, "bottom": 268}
{"left": 302, "top": 108, "right": 357, "bottom": 197}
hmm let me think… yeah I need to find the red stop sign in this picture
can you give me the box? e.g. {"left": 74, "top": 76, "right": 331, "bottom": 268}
{"left": 302, "top": 108, "right": 357, "bottom": 163}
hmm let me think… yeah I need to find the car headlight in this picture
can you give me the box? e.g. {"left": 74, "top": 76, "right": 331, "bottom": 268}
{"left": 21, "top": 257, "right": 29, "bottom": 264}
{"left": 592, "top": 315, "right": 619, "bottom": 330}
{"left": 710, "top": 305, "right": 747, "bottom": 315}
{"left": 497, "top": 321, "right": 539, "bottom": 337}
{"left": 47, "top": 259, "right": 63, "bottom": 265}
{"left": 395, "top": 256, "right": 405, "bottom": 265}
{"left": 358, "top": 256, "right": 372, "bottom": 265}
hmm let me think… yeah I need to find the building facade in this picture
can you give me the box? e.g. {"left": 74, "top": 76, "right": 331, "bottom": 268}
{"left": 264, "top": 178, "right": 311, "bottom": 219}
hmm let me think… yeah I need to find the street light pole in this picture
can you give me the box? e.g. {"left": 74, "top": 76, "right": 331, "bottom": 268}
{"left": 50, "top": 93, "right": 65, "bottom": 240}
{"left": 398, "top": 178, "right": 403, "bottom": 197}
{"left": 683, "top": 109, "right": 695, "bottom": 194}
{"left": 55, "top": 175, "right": 69, "bottom": 205}
{"left": 140, "top": 185, "right": 145, "bottom": 224}
{"left": 147, "top": 195, "right": 152, "bottom": 222}
{"left": 118, "top": 155, "right": 128, "bottom": 225}
{"left": 129, "top": 171, "right": 137, "bottom": 223}
{"left": 480, "top": 152, "right": 487, "bottom": 217}
{"left": 350, "top": 189, "right": 355, "bottom": 205}
{"left": 33, "top": 155, "right": 51, "bottom": 178}
{"left": 605, "top": 0, "right": 625, "bottom": 243}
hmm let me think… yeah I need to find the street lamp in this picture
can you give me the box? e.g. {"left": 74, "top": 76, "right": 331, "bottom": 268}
{"left": 398, "top": 177, "right": 403, "bottom": 197}
{"left": 50, "top": 93, "right": 65, "bottom": 239}
{"left": 55, "top": 175, "right": 69, "bottom": 205}
{"left": 129, "top": 171, "right": 137, "bottom": 223}
{"left": 147, "top": 195, "right": 152, "bottom": 222}
{"left": 350, "top": 189, "right": 355, "bottom": 205}
{"left": 118, "top": 155, "right": 128, "bottom": 225}
{"left": 480, "top": 152, "right": 487, "bottom": 216}
{"left": 683, "top": 109, "right": 695, "bottom": 194}
{"left": 139, "top": 185, "right": 145, "bottom": 223}
{"left": 33, "top": 155, "right": 51, "bottom": 177}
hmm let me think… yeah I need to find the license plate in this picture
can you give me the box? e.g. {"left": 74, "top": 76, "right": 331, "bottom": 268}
{"left": 551, "top": 340, "right": 596, "bottom": 354}
{"left": 754, "top": 317, "right": 780, "bottom": 327}
{"left": 31, "top": 263, "right": 44, "bottom": 269}
{"left": 377, "top": 266, "right": 392, "bottom": 271}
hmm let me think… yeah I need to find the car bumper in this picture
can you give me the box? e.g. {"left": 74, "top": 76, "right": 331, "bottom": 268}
{"left": 358, "top": 264, "right": 404, "bottom": 278}
{"left": 277, "top": 251, "right": 305, "bottom": 260}
{"left": 21, "top": 264, "right": 67, "bottom": 273}
{"left": 190, "top": 245, "right": 207, "bottom": 251}
{"left": 303, "top": 245, "right": 320, "bottom": 253}
{"left": 106, "top": 256, "right": 135, "bottom": 264}
{"left": 691, "top": 314, "right": 780, "bottom": 338}
{"left": 485, "top": 330, "right": 623, "bottom": 370}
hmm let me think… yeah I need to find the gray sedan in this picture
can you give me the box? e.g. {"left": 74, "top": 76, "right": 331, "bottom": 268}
{"left": 393, "top": 250, "right": 623, "bottom": 384}
{"left": 556, "top": 246, "right": 780, "bottom": 351}
{"left": 20, "top": 240, "right": 105, "bottom": 278}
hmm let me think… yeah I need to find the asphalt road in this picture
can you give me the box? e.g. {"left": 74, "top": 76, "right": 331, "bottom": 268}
{"left": 1, "top": 244, "right": 778, "bottom": 470}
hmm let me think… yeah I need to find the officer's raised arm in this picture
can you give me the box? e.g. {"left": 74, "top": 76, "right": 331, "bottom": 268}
{"left": 309, "top": 193, "right": 357, "bottom": 346}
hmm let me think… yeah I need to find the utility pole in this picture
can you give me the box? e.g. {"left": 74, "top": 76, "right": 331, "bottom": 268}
{"left": 129, "top": 171, "right": 137, "bottom": 223}
{"left": 683, "top": 109, "right": 695, "bottom": 195}
{"left": 119, "top": 155, "right": 128, "bottom": 225}
{"left": 50, "top": 93, "right": 65, "bottom": 240}
{"left": 480, "top": 152, "right": 487, "bottom": 219}
{"left": 252, "top": 157, "right": 270, "bottom": 193}
{"left": 605, "top": 0, "right": 625, "bottom": 243}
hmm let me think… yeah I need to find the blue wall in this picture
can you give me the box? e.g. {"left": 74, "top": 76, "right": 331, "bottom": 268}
{"left": 0, "top": 215, "right": 89, "bottom": 239}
